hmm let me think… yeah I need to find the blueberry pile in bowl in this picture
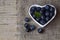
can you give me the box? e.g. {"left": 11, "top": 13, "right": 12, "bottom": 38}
{"left": 30, "top": 5, "right": 55, "bottom": 25}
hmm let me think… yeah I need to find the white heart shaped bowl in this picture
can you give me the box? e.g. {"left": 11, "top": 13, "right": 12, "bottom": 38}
{"left": 29, "top": 4, "right": 56, "bottom": 28}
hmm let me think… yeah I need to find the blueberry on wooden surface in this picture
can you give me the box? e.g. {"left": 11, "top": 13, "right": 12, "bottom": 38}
{"left": 24, "top": 23, "right": 30, "bottom": 29}
{"left": 24, "top": 23, "right": 36, "bottom": 32}
{"left": 30, "top": 25, "right": 36, "bottom": 31}
{"left": 24, "top": 17, "right": 30, "bottom": 22}
{"left": 38, "top": 28, "right": 43, "bottom": 33}
{"left": 24, "top": 23, "right": 31, "bottom": 32}
{"left": 25, "top": 29, "right": 30, "bottom": 32}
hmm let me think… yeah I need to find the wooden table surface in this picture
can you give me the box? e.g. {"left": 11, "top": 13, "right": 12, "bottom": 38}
{"left": 0, "top": 0, "right": 60, "bottom": 40}
{"left": 0, "top": 0, "right": 17, "bottom": 40}
{"left": 17, "top": 0, "right": 60, "bottom": 40}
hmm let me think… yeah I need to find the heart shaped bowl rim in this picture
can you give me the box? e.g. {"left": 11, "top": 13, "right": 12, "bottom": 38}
{"left": 29, "top": 4, "right": 56, "bottom": 28}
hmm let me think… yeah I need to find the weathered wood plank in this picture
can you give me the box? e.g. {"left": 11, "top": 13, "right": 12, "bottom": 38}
{"left": 17, "top": 0, "right": 60, "bottom": 40}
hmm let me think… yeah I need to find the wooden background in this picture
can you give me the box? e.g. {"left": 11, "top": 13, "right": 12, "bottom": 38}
{"left": 17, "top": 0, "right": 60, "bottom": 40}
{"left": 0, "top": 0, "right": 60, "bottom": 40}
{"left": 0, "top": 0, "right": 17, "bottom": 40}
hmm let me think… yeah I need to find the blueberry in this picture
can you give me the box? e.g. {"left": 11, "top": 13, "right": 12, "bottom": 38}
{"left": 24, "top": 23, "right": 31, "bottom": 32}
{"left": 30, "top": 25, "right": 36, "bottom": 31}
{"left": 45, "top": 17, "right": 50, "bottom": 21}
{"left": 40, "top": 16, "right": 45, "bottom": 20}
{"left": 24, "top": 17, "right": 30, "bottom": 22}
{"left": 50, "top": 7, "right": 55, "bottom": 12}
{"left": 24, "top": 23, "right": 30, "bottom": 29}
{"left": 39, "top": 20, "right": 46, "bottom": 25}
{"left": 35, "top": 18, "right": 40, "bottom": 22}
{"left": 32, "top": 15, "right": 36, "bottom": 20}
{"left": 36, "top": 7, "right": 41, "bottom": 11}
{"left": 40, "top": 7, "right": 45, "bottom": 15}
{"left": 30, "top": 6, "right": 36, "bottom": 13}
{"left": 32, "top": 15, "right": 35, "bottom": 18}
{"left": 38, "top": 28, "right": 43, "bottom": 33}
{"left": 45, "top": 11, "right": 49, "bottom": 16}
{"left": 49, "top": 12, "right": 54, "bottom": 17}
{"left": 25, "top": 29, "right": 30, "bottom": 32}
{"left": 40, "top": 7, "right": 46, "bottom": 13}
{"left": 40, "top": 11, "right": 43, "bottom": 14}
{"left": 45, "top": 5, "right": 50, "bottom": 10}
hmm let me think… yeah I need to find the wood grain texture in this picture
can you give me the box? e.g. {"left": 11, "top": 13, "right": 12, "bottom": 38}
{"left": 0, "top": 0, "right": 17, "bottom": 40}
{"left": 17, "top": 0, "right": 60, "bottom": 40}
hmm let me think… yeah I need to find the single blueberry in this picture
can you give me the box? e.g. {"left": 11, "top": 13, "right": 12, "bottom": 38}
{"left": 24, "top": 23, "right": 30, "bottom": 29}
{"left": 39, "top": 20, "right": 46, "bottom": 25}
{"left": 45, "top": 5, "right": 50, "bottom": 10}
{"left": 30, "top": 6, "right": 36, "bottom": 13}
{"left": 45, "top": 17, "right": 50, "bottom": 22}
{"left": 40, "top": 16, "right": 45, "bottom": 20}
{"left": 24, "top": 17, "right": 30, "bottom": 22}
{"left": 24, "top": 23, "right": 31, "bottom": 32}
{"left": 32, "top": 15, "right": 37, "bottom": 20}
{"left": 38, "top": 28, "right": 43, "bottom": 33}
{"left": 36, "top": 7, "right": 41, "bottom": 11}
{"left": 50, "top": 7, "right": 55, "bottom": 12}
{"left": 41, "top": 7, "right": 46, "bottom": 13}
{"left": 49, "top": 12, "right": 54, "bottom": 17}
{"left": 30, "top": 25, "right": 36, "bottom": 31}
{"left": 45, "top": 11, "right": 50, "bottom": 16}
{"left": 40, "top": 11, "right": 43, "bottom": 14}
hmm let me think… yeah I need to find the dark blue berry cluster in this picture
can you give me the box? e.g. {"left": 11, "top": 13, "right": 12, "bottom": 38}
{"left": 24, "top": 17, "right": 36, "bottom": 32}
{"left": 24, "top": 23, "right": 36, "bottom": 32}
